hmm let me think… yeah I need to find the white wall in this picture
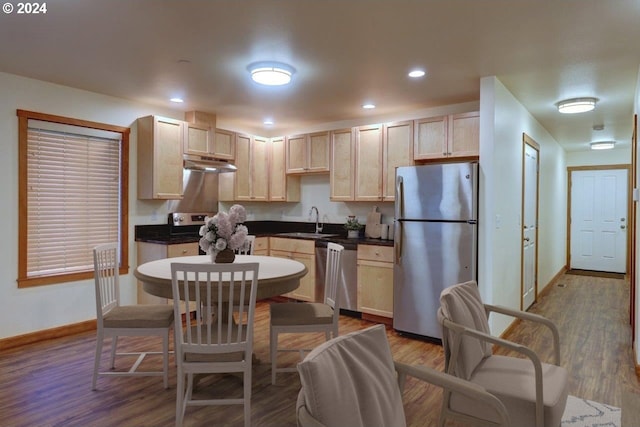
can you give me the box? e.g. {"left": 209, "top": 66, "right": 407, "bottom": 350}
{"left": 0, "top": 71, "right": 185, "bottom": 339}
{"left": 479, "top": 76, "right": 568, "bottom": 335}
{"left": 566, "top": 149, "right": 631, "bottom": 167}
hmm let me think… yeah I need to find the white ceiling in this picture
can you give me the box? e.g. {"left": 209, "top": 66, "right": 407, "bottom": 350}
{"left": 1, "top": 0, "right": 639, "bottom": 151}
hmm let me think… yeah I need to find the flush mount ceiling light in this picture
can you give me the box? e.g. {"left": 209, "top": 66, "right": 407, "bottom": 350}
{"left": 556, "top": 97, "right": 598, "bottom": 114}
{"left": 362, "top": 103, "right": 376, "bottom": 109}
{"left": 408, "top": 69, "right": 426, "bottom": 78}
{"left": 248, "top": 62, "right": 295, "bottom": 86}
{"left": 590, "top": 141, "right": 616, "bottom": 150}
{"left": 170, "top": 97, "right": 184, "bottom": 103}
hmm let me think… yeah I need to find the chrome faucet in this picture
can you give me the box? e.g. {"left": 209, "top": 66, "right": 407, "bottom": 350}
{"left": 309, "top": 206, "right": 323, "bottom": 234}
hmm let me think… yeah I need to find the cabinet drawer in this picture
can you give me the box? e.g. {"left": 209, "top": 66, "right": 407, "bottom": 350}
{"left": 167, "top": 243, "right": 199, "bottom": 258}
{"left": 357, "top": 245, "right": 393, "bottom": 263}
{"left": 269, "top": 237, "right": 315, "bottom": 254}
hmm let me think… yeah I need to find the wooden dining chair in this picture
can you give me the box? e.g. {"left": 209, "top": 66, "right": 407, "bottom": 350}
{"left": 92, "top": 242, "right": 174, "bottom": 390}
{"left": 171, "top": 261, "right": 259, "bottom": 427}
{"left": 270, "top": 242, "right": 344, "bottom": 385}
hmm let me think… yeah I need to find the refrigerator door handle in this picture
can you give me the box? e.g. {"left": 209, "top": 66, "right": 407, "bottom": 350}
{"left": 395, "top": 176, "right": 403, "bottom": 264}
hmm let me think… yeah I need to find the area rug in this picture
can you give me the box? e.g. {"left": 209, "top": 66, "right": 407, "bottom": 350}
{"left": 561, "top": 395, "right": 621, "bottom": 427}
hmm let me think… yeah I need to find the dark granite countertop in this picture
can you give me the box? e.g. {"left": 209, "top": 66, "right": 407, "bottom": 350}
{"left": 135, "top": 220, "right": 394, "bottom": 247}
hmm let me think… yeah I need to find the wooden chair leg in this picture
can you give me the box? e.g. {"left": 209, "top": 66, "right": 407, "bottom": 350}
{"left": 92, "top": 334, "right": 103, "bottom": 390}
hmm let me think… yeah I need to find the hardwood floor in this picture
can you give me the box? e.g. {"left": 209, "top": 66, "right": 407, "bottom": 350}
{"left": 1, "top": 272, "right": 638, "bottom": 426}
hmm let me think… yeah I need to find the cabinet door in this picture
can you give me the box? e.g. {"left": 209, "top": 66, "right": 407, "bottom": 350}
{"left": 213, "top": 128, "right": 235, "bottom": 160}
{"left": 251, "top": 136, "right": 270, "bottom": 201}
{"left": 153, "top": 117, "right": 184, "bottom": 199}
{"left": 253, "top": 237, "right": 269, "bottom": 255}
{"left": 383, "top": 121, "right": 414, "bottom": 201}
{"left": 414, "top": 116, "right": 447, "bottom": 160}
{"left": 270, "top": 137, "right": 300, "bottom": 202}
{"left": 234, "top": 134, "right": 251, "bottom": 200}
{"left": 448, "top": 111, "right": 479, "bottom": 158}
{"left": 286, "top": 134, "right": 307, "bottom": 173}
{"left": 270, "top": 249, "right": 316, "bottom": 302}
{"left": 184, "top": 122, "right": 212, "bottom": 156}
{"left": 355, "top": 124, "right": 383, "bottom": 201}
{"left": 330, "top": 128, "right": 355, "bottom": 201}
{"left": 357, "top": 259, "right": 393, "bottom": 318}
{"left": 307, "top": 131, "right": 330, "bottom": 173}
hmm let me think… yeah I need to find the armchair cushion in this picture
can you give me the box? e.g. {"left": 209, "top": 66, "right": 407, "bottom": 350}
{"left": 297, "top": 325, "right": 405, "bottom": 427}
{"left": 451, "top": 355, "right": 569, "bottom": 426}
{"left": 439, "top": 280, "right": 492, "bottom": 380}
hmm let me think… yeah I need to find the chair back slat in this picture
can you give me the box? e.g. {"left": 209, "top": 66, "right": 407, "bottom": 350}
{"left": 234, "top": 235, "right": 256, "bottom": 255}
{"left": 324, "top": 243, "right": 344, "bottom": 309}
{"left": 171, "top": 262, "right": 259, "bottom": 358}
{"left": 93, "top": 242, "right": 120, "bottom": 325}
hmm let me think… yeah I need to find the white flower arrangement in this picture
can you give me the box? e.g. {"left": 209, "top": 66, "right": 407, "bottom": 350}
{"left": 199, "top": 204, "right": 249, "bottom": 255}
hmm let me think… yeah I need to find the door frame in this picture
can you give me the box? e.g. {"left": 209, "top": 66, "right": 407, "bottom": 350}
{"left": 566, "top": 164, "right": 632, "bottom": 273}
{"left": 521, "top": 133, "right": 540, "bottom": 310}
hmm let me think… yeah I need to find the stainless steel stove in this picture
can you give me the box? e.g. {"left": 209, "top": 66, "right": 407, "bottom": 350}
{"left": 168, "top": 212, "right": 214, "bottom": 253}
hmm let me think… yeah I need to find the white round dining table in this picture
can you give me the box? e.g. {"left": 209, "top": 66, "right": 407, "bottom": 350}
{"left": 134, "top": 255, "right": 308, "bottom": 301}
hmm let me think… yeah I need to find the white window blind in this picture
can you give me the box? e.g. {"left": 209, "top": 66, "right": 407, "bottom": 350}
{"left": 26, "top": 124, "right": 121, "bottom": 278}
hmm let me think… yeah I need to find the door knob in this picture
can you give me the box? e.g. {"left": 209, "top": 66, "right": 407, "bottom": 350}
{"left": 524, "top": 237, "right": 530, "bottom": 242}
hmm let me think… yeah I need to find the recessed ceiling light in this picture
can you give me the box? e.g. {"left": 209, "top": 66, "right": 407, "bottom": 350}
{"left": 408, "top": 69, "right": 426, "bottom": 78}
{"left": 248, "top": 62, "right": 295, "bottom": 86}
{"left": 590, "top": 141, "right": 616, "bottom": 150}
{"left": 170, "top": 97, "right": 184, "bottom": 103}
{"left": 263, "top": 119, "right": 274, "bottom": 126}
{"left": 362, "top": 103, "right": 376, "bottom": 109}
{"left": 556, "top": 97, "right": 597, "bottom": 114}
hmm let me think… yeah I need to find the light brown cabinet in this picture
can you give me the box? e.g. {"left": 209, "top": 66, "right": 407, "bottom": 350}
{"left": 253, "top": 237, "right": 269, "bottom": 255}
{"left": 213, "top": 128, "right": 236, "bottom": 160}
{"left": 269, "top": 237, "right": 316, "bottom": 302}
{"left": 137, "top": 115, "right": 184, "bottom": 200}
{"left": 234, "top": 134, "right": 269, "bottom": 201}
{"left": 329, "top": 128, "right": 356, "bottom": 201}
{"left": 286, "top": 131, "right": 330, "bottom": 174}
{"left": 136, "top": 242, "right": 199, "bottom": 309}
{"left": 357, "top": 245, "right": 393, "bottom": 318}
{"left": 414, "top": 111, "right": 479, "bottom": 160}
{"left": 270, "top": 136, "right": 301, "bottom": 202}
{"left": 183, "top": 121, "right": 213, "bottom": 156}
{"left": 382, "top": 120, "right": 414, "bottom": 201}
{"left": 355, "top": 124, "right": 384, "bottom": 201}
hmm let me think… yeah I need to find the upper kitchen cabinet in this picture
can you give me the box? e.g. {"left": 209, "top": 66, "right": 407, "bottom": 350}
{"left": 183, "top": 121, "right": 212, "bottom": 156}
{"left": 414, "top": 111, "right": 479, "bottom": 160}
{"left": 355, "top": 124, "right": 384, "bottom": 201}
{"left": 382, "top": 120, "right": 414, "bottom": 201}
{"left": 330, "top": 128, "right": 356, "bottom": 201}
{"left": 212, "top": 128, "right": 236, "bottom": 160}
{"left": 270, "top": 136, "right": 301, "bottom": 202}
{"left": 286, "top": 131, "right": 330, "bottom": 174}
{"left": 137, "top": 115, "right": 184, "bottom": 200}
{"left": 234, "top": 134, "right": 269, "bottom": 201}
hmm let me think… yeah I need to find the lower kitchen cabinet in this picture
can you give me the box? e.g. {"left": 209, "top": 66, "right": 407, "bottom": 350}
{"left": 357, "top": 244, "right": 393, "bottom": 318}
{"left": 269, "top": 237, "right": 316, "bottom": 302}
{"left": 136, "top": 242, "right": 199, "bottom": 311}
{"left": 253, "top": 236, "right": 269, "bottom": 255}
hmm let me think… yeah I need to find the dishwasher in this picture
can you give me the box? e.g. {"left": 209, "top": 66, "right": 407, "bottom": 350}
{"left": 315, "top": 240, "right": 358, "bottom": 314}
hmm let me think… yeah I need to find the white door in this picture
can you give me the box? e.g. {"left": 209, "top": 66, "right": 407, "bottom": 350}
{"left": 522, "top": 143, "right": 538, "bottom": 310}
{"left": 570, "top": 169, "right": 628, "bottom": 273}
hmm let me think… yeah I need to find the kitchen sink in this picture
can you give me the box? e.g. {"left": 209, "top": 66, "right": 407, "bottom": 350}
{"left": 275, "top": 232, "right": 340, "bottom": 239}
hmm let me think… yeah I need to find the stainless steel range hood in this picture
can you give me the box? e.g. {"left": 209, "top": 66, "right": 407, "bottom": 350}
{"left": 183, "top": 154, "right": 237, "bottom": 173}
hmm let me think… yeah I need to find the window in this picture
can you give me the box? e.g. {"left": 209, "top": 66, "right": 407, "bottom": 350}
{"left": 17, "top": 110, "right": 130, "bottom": 287}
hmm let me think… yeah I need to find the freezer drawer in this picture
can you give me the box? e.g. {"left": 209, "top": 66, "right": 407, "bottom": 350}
{"left": 393, "top": 220, "right": 477, "bottom": 340}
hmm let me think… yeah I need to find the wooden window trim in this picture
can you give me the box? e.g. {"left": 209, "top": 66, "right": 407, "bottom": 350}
{"left": 17, "top": 110, "right": 130, "bottom": 288}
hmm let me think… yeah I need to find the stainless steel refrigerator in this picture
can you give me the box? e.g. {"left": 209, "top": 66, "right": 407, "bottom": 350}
{"left": 393, "top": 162, "right": 478, "bottom": 341}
